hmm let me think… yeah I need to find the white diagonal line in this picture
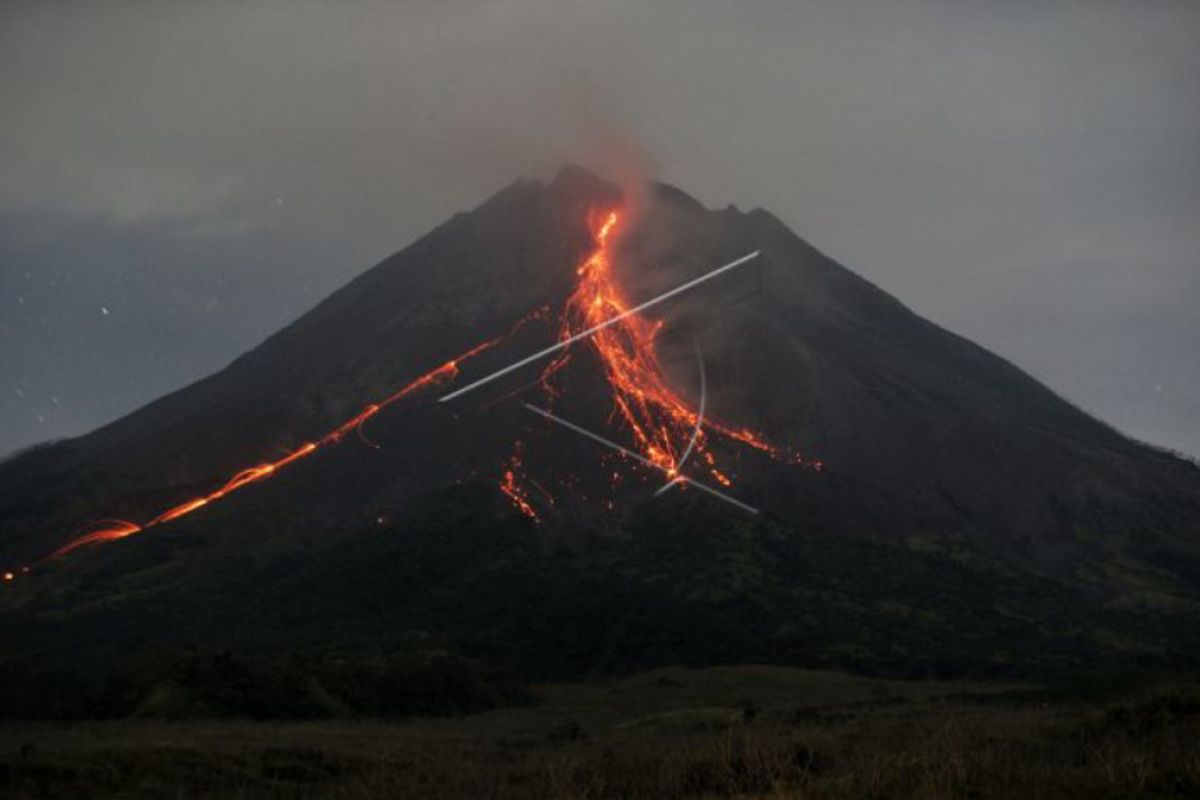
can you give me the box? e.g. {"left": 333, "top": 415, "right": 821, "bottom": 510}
{"left": 653, "top": 337, "right": 706, "bottom": 497}
{"left": 439, "top": 250, "right": 761, "bottom": 402}
{"left": 524, "top": 403, "right": 648, "bottom": 463}
{"left": 523, "top": 403, "right": 759, "bottom": 515}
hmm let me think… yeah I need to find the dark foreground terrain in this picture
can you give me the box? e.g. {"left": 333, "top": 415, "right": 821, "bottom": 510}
{"left": 2, "top": 665, "right": 1197, "bottom": 800}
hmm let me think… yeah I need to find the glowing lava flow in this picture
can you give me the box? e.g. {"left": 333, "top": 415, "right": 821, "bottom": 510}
{"left": 500, "top": 208, "right": 817, "bottom": 517}
{"left": 34, "top": 339, "right": 502, "bottom": 565}
{"left": 540, "top": 209, "right": 811, "bottom": 489}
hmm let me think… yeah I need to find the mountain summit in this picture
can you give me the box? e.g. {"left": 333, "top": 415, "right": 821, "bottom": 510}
{"left": 2, "top": 167, "right": 1198, "bottom": 693}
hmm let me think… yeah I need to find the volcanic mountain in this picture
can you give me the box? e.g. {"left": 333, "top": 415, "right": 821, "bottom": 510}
{"left": 1, "top": 167, "right": 1198, "bottom": 711}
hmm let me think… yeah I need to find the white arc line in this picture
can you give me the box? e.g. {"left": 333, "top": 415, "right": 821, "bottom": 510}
{"left": 653, "top": 338, "right": 706, "bottom": 498}
{"left": 523, "top": 403, "right": 759, "bottom": 515}
{"left": 439, "top": 250, "right": 761, "bottom": 403}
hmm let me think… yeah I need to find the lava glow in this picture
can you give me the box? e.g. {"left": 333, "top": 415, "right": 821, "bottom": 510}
{"left": 500, "top": 208, "right": 816, "bottom": 517}
{"left": 28, "top": 339, "right": 503, "bottom": 568}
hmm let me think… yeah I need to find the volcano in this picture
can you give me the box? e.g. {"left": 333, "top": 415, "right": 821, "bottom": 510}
{"left": 2, "top": 167, "right": 1198, "bottom": 704}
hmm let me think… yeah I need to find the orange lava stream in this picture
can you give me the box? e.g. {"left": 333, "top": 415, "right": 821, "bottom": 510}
{"left": 558, "top": 211, "right": 801, "bottom": 474}
{"left": 37, "top": 338, "right": 503, "bottom": 564}
{"left": 501, "top": 207, "right": 817, "bottom": 517}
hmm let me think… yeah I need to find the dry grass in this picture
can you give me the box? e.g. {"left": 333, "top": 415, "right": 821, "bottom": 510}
{"left": 1, "top": 665, "right": 1197, "bottom": 799}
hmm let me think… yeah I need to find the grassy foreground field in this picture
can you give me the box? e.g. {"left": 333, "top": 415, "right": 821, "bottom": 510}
{"left": 1, "top": 665, "right": 1197, "bottom": 799}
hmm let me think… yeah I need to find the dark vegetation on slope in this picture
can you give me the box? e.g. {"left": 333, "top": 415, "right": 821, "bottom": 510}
{"left": 1, "top": 484, "right": 1196, "bottom": 719}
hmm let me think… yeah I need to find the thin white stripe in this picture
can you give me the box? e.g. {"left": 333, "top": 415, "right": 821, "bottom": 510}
{"left": 438, "top": 250, "right": 760, "bottom": 402}
{"left": 523, "top": 403, "right": 759, "bottom": 515}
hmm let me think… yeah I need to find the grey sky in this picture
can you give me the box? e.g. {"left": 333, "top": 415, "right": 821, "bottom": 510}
{"left": 2, "top": 1, "right": 1197, "bottom": 459}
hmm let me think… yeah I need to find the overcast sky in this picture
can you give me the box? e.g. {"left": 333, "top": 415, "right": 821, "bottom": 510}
{"left": 2, "top": 1, "right": 1197, "bottom": 459}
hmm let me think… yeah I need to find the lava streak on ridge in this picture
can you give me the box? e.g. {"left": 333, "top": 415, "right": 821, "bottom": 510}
{"left": 11, "top": 338, "right": 506, "bottom": 574}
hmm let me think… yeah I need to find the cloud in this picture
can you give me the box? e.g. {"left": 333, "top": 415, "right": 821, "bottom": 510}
{"left": 1, "top": 1, "right": 1197, "bottom": 456}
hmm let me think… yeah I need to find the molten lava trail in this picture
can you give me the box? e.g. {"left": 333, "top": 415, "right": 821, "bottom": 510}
{"left": 437, "top": 247, "right": 761, "bottom": 403}
{"left": 25, "top": 338, "right": 503, "bottom": 568}
{"left": 543, "top": 212, "right": 810, "bottom": 479}
{"left": 497, "top": 208, "right": 818, "bottom": 517}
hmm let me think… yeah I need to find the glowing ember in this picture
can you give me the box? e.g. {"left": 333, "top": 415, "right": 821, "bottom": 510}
{"left": 499, "top": 443, "right": 539, "bottom": 521}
